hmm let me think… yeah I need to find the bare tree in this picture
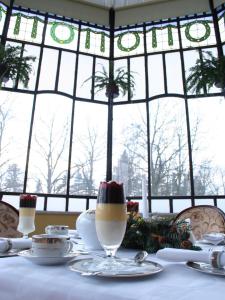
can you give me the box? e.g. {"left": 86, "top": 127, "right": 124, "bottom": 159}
{"left": 0, "top": 99, "right": 12, "bottom": 189}
{"left": 70, "top": 126, "right": 104, "bottom": 195}
{"left": 33, "top": 116, "right": 69, "bottom": 194}
{"left": 117, "top": 100, "right": 215, "bottom": 197}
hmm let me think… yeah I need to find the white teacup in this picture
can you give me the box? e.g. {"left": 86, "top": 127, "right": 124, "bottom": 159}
{"left": 45, "top": 225, "right": 69, "bottom": 236}
{"left": 31, "top": 234, "right": 73, "bottom": 257}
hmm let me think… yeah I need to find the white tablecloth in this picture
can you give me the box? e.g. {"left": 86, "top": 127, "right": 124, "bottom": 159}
{"left": 0, "top": 247, "right": 225, "bottom": 300}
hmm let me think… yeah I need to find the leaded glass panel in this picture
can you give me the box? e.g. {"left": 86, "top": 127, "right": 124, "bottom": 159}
{"left": 130, "top": 56, "right": 146, "bottom": 100}
{"left": 58, "top": 51, "right": 77, "bottom": 95}
{"left": 94, "top": 58, "right": 109, "bottom": 102}
{"left": 189, "top": 97, "right": 225, "bottom": 196}
{"left": 27, "top": 94, "right": 72, "bottom": 194}
{"left": 38, "top": 48, "right": 59, "bottom": 90}
{"left": 180, "top": 16, "right": 216, "bottom": 49}
{"left": 7, "top": 10, "right": 44, "bottom": 44}
{"left": 146, "top": 22, "right": 180, "bottom": 53}
{"left": 113, "top": 59, "right": 128, "bottom": 102}
{"left": 79, "top": 26, "right": 109, "bottom": 57}
{"left": 45, "top": 18, "right": 79, "bottom": 51}
{"left": 165, "top": 52, "right": 183, "bottom": 94}
{"left": 70, "top": 101, "right": 107, "bottom": 196}
{"left": 112, "top": 103, "right": 147, "bottom": 197}
{"left": 0, "top": 91, "right": 33, "bottom": 192}
{"left": 114, "top": 28, "right": 144, "bottom": 58}
{"left": 148, "top": 54, "right": 164, "bottom": 97}
{"left": 149, "top": 98, "right": 190, "bottom": 197}
{"left": 76, "top": 54, "right": 93, "bottom": 99}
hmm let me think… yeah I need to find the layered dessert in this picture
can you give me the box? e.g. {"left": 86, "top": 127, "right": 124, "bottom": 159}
{"left": 17, "top": 194, "right": 37, "bottom": 237}
{"left": 95, "top": 181, "right": 127, "bottom": 249}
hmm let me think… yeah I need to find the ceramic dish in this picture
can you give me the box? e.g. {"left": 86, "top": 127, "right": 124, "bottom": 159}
{"left": 18, "top": 249, "right": 79, "bottom": 265}
{"left": 186, "top": 261, "right": 225, "bottom": 276}
{"left": 69, "top": 257, "right": 163, "bottom": 278}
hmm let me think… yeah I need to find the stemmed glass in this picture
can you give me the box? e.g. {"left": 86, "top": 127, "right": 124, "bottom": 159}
{"left": 17, "top": 194, "right": 37, "bottom": 238}
{"left": 95, "top": 181, "right": 127, "bottom": 267}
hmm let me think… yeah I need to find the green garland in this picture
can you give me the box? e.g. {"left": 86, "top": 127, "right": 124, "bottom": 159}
{"left": 184, "top": 20, "right": 211, "bottom": 43}
{"left": 122, "top": 213, "right": 201, "bottom": 253}
{"left": 51, "top": 22, "right": 75, "bottom": 44}
{"left": 117, "top": 31, "right": 141, "bottom": 52}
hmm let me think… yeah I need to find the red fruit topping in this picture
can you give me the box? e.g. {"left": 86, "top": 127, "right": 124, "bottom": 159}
{"left": 20, "top": 194, "right": 37, "bottom": 201}
{"left": 100, "top": 181, "right": 123, "bottom": 189}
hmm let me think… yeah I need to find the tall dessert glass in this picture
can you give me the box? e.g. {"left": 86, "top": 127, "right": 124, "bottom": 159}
{"left": 17, "top": 194, "right": 37, "bottom": 238}
{"left": 95, "top": 181, "right": 127, "bottom": 261}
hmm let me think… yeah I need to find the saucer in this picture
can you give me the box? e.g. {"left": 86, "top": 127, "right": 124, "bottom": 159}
{"left": 18, "top": 249, "right": 79, "bottom": 265}
{"left": 69, "top": 257, "right": 164, "bottom": 277}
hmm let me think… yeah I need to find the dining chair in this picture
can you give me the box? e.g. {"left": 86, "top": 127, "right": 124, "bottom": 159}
{"left": 0, "top": 200, "right": 22, "bottom": 238}
{"left": 173, "top": 205, "right": 225, "bottom": 240}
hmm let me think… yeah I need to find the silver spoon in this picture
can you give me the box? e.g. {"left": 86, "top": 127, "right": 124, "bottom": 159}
{"left": 134, "top": 251, "right": 148, "bottom": 264}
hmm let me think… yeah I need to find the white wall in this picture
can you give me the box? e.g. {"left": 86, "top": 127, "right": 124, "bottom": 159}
{"left": 116, "top": 0, "right": 225, "bottom": 26}
{"left": 1, "top": 0, "right": 224, "bottom": 26}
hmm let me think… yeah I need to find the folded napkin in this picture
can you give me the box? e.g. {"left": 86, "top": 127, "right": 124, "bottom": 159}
{"left": 201, "top": 233, "right": 225, "bottom": 245}
{"left": 156, "top": 248, "right": 225, "bottom": 268}
{"left": 0, "top": 238, "right": 32, "bottom": 253}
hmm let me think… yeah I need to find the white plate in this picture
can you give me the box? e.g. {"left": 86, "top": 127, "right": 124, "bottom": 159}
{"left": 18, "top": 249, "right": 79, "bottom": 265}
{"left": 186, "top": 261, "right": 225, "bottom": 276}
{"left": 69, "top": 258, "right": 163, "bottom": 278}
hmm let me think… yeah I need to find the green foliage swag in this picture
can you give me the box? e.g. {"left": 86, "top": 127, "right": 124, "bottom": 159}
{"left": 122, "top": 213, "right": 201, "bottom": 253}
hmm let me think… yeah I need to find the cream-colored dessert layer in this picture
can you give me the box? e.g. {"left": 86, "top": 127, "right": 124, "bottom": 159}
{"left": 19, "top": 207, "right": 36, "bottom": 217}
{"left": 96, "top": 220, "right": 126, "bottom": 246}
{"left": 96, "top": 203, "right": 127, "bottom": 221}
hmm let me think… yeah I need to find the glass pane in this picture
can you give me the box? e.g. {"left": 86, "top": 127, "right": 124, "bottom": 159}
{"left": 47, "top": 197, "right": 66, "bottom": 211}
{"left": 70, "top": 102, "right": 107, "bottom": 195}
{"left": 0, "top": 91, "right": 33, "bottom": 192}
{"left": 0, "top": 4, "right": 6, "bottom": 36}
{"left": 183, "top": 49, "right": 200, "bottom": 95}
{"left": 58, "top": 51, "right": 77, "bottom": 95}
{"left": 2, "top": 195, "right": 19, "bottom": 209}
{"left": 217, "top": 199, "right": 225, "bottom": 213}
{"left": 4, "top": 41, "right": 22, "bottom": 89}
{"left": 166, "top": 52, "right": 183, "bottom": 94}
{"left": 148, "top": 54, "right": 164, "bottom": 97}
{"left": 113, "top": 59, "right": 127, "bottom": 102}
{"left": 184, "top": 48, "right": 220, "bottom": 95}
{"left": 76, "top": 54, "right": 93, "bottom": 99}
{"left": 38, "top": 48, "right": 59, "bottom": 90}
{"left": 195, "top": 199, "right": 214, "bottom": 206}
{"left": 94, "top": 58, "right": 109, "bottom": 102}
{"left": 151, "top": 199, "right": 169, "bottom": 212}
{"left": 173, "top": 199, "right": 192, "bottom": 213}
{"left": 149, "top": 98, "right": 190, "bottom": 196}
{"left": 69, "top": 198, "right": 86, "bottom": 212}
{"left": 27, "top": 94, "right": 72, "bottom": 194}
{"left": 189, "top": 97, "right": 225, "bottom": 195}
{"left": 112, "top": 103, "right": 147, "bottom": 197}
{"left": 218, "top": 10, "right": 225, "bottom": 43}
{"left": 18, "top": 44, "right": 40, "bottom": 91}
{"left": 130, "top": 56, "right": 145, "bottom": 100}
